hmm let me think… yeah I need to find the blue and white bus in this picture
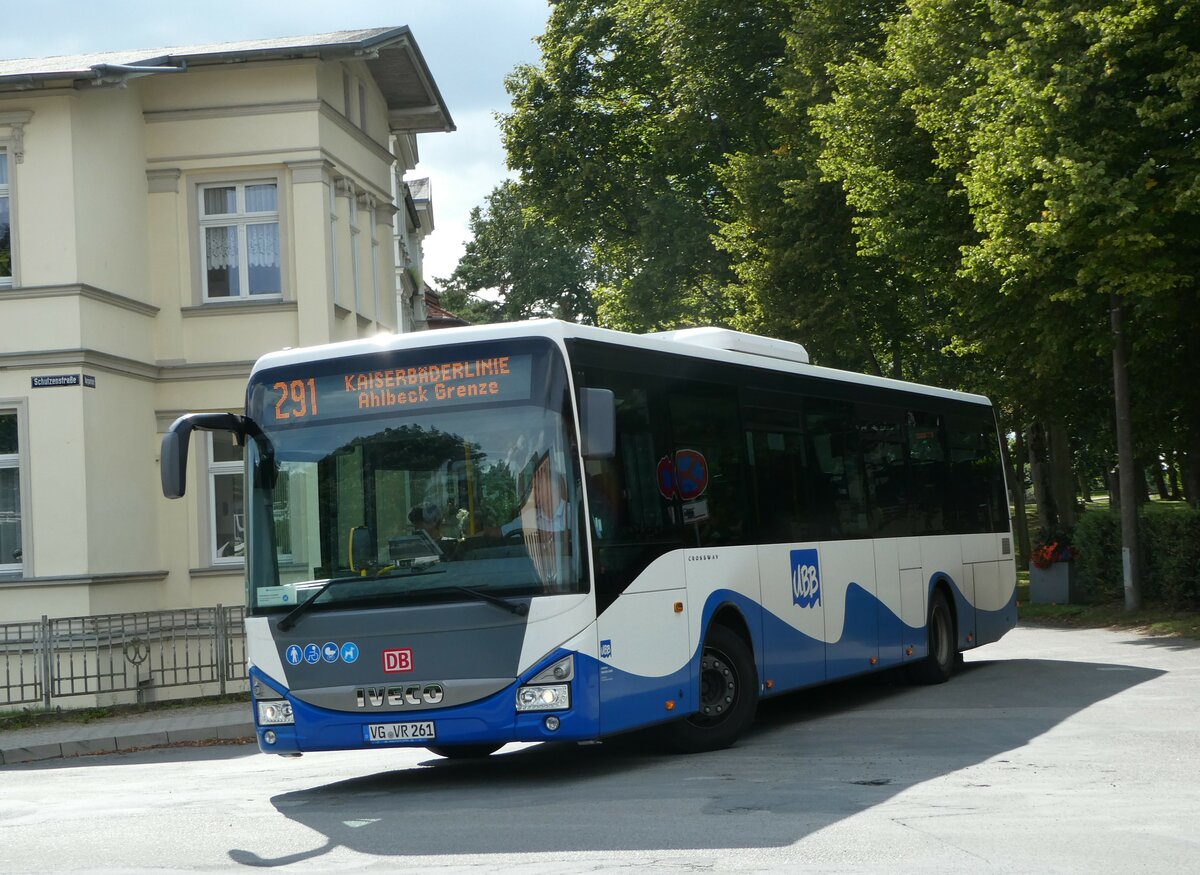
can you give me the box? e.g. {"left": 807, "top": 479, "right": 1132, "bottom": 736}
{"left": 161, "top": 320, "right": 1016, "bottom": 757}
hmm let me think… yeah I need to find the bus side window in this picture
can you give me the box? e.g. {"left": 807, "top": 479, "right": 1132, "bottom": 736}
{"left": 858, "top": 404, "right": 909, "bottom": 537}
{"left": 907, "top": 410, "right": 947, "bottom": 535}
{"left": 805, "top": 398, "right": 869, "bottom": 539}
{"left": 667, "top": 388, "right": 749, "bottom": 548}
{"left": 743, "top": 401, "right": 811, "bottom": 543}
{"left": 577, "top": 369, "right": 681, "bottom": 611}
{"left": 946, "top": 413, "right": 1007, "bottom": 533}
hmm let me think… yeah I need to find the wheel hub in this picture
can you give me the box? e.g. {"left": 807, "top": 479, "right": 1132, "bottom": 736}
{"left": 698, "top": 650, "right": 737, "bottom": 719}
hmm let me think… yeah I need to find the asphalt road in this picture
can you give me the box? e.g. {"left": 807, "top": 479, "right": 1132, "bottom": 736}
{"left": 3, "top": 624, "right": 1198, "bottom": 873}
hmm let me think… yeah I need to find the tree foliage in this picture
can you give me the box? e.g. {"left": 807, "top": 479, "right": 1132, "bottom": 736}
{"left": 501, "top": 0, "right": 791, "bottom": 329}
{"left": 444, "top": 0, "right": 1200, "bottom": 530}
{"left": 438, "top": 180, "right": 597, "bottom": 324}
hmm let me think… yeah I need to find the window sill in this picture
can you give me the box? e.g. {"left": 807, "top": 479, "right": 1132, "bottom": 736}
{"left": 0, "top": 570, "right": 169, "bottom": 587}
{"left": 183, "top": 299, "right": 296, "bottom": 317}
{"left": 189, "top": 564, "right": 245, "bottom": 577}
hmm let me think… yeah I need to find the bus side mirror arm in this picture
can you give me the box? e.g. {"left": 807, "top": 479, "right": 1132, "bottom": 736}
{"left": 579, "top": 388, "right": 616, "bottom": 460}
{"left": 161, "top": 412, "right": 248, "bottom": 499}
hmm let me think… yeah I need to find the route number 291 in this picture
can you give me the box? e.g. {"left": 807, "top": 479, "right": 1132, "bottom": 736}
{"left": 273, "top": 378, "right": 318, "bottom": 420}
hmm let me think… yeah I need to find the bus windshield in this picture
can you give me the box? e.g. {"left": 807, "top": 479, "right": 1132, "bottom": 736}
{"left": 242, "top": 338, "right": 586, "bottom": 615}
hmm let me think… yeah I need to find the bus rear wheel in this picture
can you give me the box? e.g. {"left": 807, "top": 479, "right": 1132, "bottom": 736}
{"left": 665, "top": 624, "right": 758, "bottom": 754}
{"left": 427, "top": 743, "right": 502, "bottom": 759}
{"left": 909, "top": 590, "right": 956, "bottom": 685}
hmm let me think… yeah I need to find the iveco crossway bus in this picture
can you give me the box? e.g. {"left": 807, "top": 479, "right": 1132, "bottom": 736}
{"left": 161, "top": 320, "right": 1017, "bottom": 757}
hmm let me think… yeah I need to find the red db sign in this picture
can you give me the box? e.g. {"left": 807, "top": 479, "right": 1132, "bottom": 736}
{"left": 382, "top": 648, "right": 413, "bottom": 673}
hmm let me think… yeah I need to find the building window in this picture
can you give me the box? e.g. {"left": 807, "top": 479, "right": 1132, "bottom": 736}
{"left": 343, "top": 69, "right": 353, "bottom": 119}
{"left": 1, "top": 149, "right": 11, "bottom": 287}
{"left": 199, "top": 181, "right": 281, "bottom": 301}
{"left": 358, "top": 81, "right": 367, "bottom": 130}
{"left": 0, "top": 410, "right": 22, "bottom": 574}
{"left": 209, "top": 432, "right": 244, "bottom": 564}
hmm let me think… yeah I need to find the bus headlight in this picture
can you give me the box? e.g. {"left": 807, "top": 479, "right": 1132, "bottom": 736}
{"left": 257, "top": 701, "right": 295, "bottom": 725}
{"left": 515, "top": 684, "right": 570, "bottom": 711}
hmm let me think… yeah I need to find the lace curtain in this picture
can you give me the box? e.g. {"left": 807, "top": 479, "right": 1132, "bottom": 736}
{"left": 203, "top": 183, "right": 279, "bottom": 270}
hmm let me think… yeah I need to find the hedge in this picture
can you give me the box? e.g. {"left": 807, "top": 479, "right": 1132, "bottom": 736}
{"left": 1070, "top": 507, "right": 1200, "bottom": 608}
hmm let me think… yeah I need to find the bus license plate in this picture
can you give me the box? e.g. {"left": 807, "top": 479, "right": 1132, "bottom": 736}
{"left": 365, "top": 721, "right": 436, "bottom": 743}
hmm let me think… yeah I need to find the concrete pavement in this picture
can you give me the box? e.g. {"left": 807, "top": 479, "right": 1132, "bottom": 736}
{"left": 0, "top": 701, "right": 255, "bottom": 765}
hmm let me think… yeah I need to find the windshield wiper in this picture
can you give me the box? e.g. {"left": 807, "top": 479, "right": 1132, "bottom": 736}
{"left": 447, "top": 585, "right": 529, "bottom": 617}
{"left": 276, "top": 566, "right": 445, "bottom": 631}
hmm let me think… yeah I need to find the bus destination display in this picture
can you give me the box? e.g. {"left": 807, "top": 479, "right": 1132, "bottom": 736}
{"left": 260, "top": 354, "right": 534, "bottom": 424}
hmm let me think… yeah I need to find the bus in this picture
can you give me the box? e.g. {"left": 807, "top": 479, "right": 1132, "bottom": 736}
{"left": 161, "top": 320, "right": 1017, "bottom": 757}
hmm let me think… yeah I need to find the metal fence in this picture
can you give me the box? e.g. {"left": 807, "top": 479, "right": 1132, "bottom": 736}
{"left": 0, "top": 605, "right": 247, "bottom": 709}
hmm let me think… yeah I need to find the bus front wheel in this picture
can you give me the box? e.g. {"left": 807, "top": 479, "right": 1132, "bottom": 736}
{"left": 665, "top": 624, "right": 758, "bottom": 754}
{"left": 909, "top": 590, "right": 956, "bottom": 685}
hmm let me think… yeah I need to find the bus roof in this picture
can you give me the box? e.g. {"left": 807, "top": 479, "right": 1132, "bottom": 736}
{"left": 250, "top": 319, "right": 993, "bottom": 408}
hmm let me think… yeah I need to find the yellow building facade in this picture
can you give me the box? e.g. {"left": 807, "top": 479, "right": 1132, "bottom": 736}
{"left": 0, "top": 28, "right": 453, "bottom": 625}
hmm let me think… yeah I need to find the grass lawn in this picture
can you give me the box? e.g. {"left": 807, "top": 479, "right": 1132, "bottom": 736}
{"left": 1017, "top": 570, "right": 1200, "bottom": 641}
{"left": 1014, "top": 495, "right": 1200, "bottom": 640}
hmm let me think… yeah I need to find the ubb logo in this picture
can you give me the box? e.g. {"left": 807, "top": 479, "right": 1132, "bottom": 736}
{"left": 790, "top": 549, "right": 821, "bottom": 608}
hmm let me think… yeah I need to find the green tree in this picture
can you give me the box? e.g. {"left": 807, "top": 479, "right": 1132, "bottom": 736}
{"left": 717, "top": 0, "right": 963, "bottom": 381}
{"left": 438, "top": 180, "right": 597, "bottom": 325}
{"left": 501, "top": 0, "right": 790, "bottom": 329}
{"left": 818, "top": 0, "right": 1200, "bottom": 603}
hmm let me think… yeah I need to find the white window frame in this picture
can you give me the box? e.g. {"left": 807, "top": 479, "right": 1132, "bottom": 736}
{"left": 207, "top": 432, "right": 244, "bottom": 566}
{"left": 358, "top": 80, "right": 368, "bottom": 130}
{"left": 0, "top": 146, "right": 12, "bottom": 289}
{"left": 0, "top": 402, "right": 29, "bottom": 576}
{"left": 198, "top": 180, "right": 282, "bottom": 302}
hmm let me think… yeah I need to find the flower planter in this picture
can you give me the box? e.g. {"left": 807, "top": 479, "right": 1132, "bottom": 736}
{"left": 1029, "top": 561, "right": 1079, "bottom": 604}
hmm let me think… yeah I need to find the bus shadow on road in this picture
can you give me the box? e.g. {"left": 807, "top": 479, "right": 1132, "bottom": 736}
{"left": 230, "top": 656, "right": 1161, "bottom": 866}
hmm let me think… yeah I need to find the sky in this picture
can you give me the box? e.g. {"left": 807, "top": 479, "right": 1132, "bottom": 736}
{"left": 0, "top": 0, "right": 552, "bottom": 287}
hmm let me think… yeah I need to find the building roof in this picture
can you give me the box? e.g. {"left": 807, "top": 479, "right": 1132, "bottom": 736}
{"left": 423, "top": 286, "right": 469, "bottom": 329}
{"left": 0, "top": 26, "right": 454, "bottom": 133}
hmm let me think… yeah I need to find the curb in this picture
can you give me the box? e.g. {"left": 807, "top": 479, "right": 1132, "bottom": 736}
{"left": 0, "top": 713, "right": 256, "bottom": 766}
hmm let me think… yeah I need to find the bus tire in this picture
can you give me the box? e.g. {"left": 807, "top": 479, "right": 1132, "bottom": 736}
{"left": 665, "top": 624, "right": 758, "bottom": 754}
{"left": 427, "top": 743, "right": 502, "bottom": 759}
{"left": 910, "top": 589, "right": 956, "bottom": 685}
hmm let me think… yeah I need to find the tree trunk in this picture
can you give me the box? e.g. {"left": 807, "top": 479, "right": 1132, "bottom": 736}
{"left": 1077, "top": 471, "right": 1092, "bottom": 503}
{"left": 1135, "top": 457, "right": 1152, "bottom": 504}
{"left": 1183, "top": 450, "right": 1200, "bottom": 509}
{"left": 1152, "top": 455, "right": 1169, "bottom": 500}
{"left": 1049, "top": 420, "right": 1076, "bottom": 528}
{"left": 1167, "top": 451, "right": 1182, "bottom": 500}
{"left": 1028, "top": 421, "right": 1059, "bottom": 536}
{"left": 1111, "top": 294, "right": 1141, "bottom": 610}
{"left": 1008, "top": 430, "right": 1031, "bottom": 567}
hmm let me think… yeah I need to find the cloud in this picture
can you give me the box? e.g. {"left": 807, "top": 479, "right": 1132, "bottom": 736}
{"left": 413, "top": 108, "right": 520, "bottom": 286}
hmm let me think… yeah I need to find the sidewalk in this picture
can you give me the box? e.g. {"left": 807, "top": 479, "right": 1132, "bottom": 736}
{"left": 0, "top": 702, "right": 256, "bottom": 766}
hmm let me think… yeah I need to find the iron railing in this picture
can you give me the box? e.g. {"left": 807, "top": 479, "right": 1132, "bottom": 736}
{"left": 0, "top": 605, "right": 247, "bottom": 709}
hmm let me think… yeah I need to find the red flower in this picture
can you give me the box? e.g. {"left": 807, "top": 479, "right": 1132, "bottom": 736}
{"left": 1031, "top": 540, "right": 1077, "bottom": 569}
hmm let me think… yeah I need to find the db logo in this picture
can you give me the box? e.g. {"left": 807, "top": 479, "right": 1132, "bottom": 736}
{"left": 382, "top": 648, "right": 414, "bottom": 673}
{"left": 790, "top": 549, "right": 821, "bottom": 608}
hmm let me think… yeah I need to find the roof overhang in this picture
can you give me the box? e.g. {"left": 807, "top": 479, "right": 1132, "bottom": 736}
{"left": 0, "top": 26, "right": 454, "bottom": 134}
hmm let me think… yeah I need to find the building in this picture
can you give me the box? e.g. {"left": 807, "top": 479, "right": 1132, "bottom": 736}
{"left": 0, "top": 28, "right": 453, "bottom": 626}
